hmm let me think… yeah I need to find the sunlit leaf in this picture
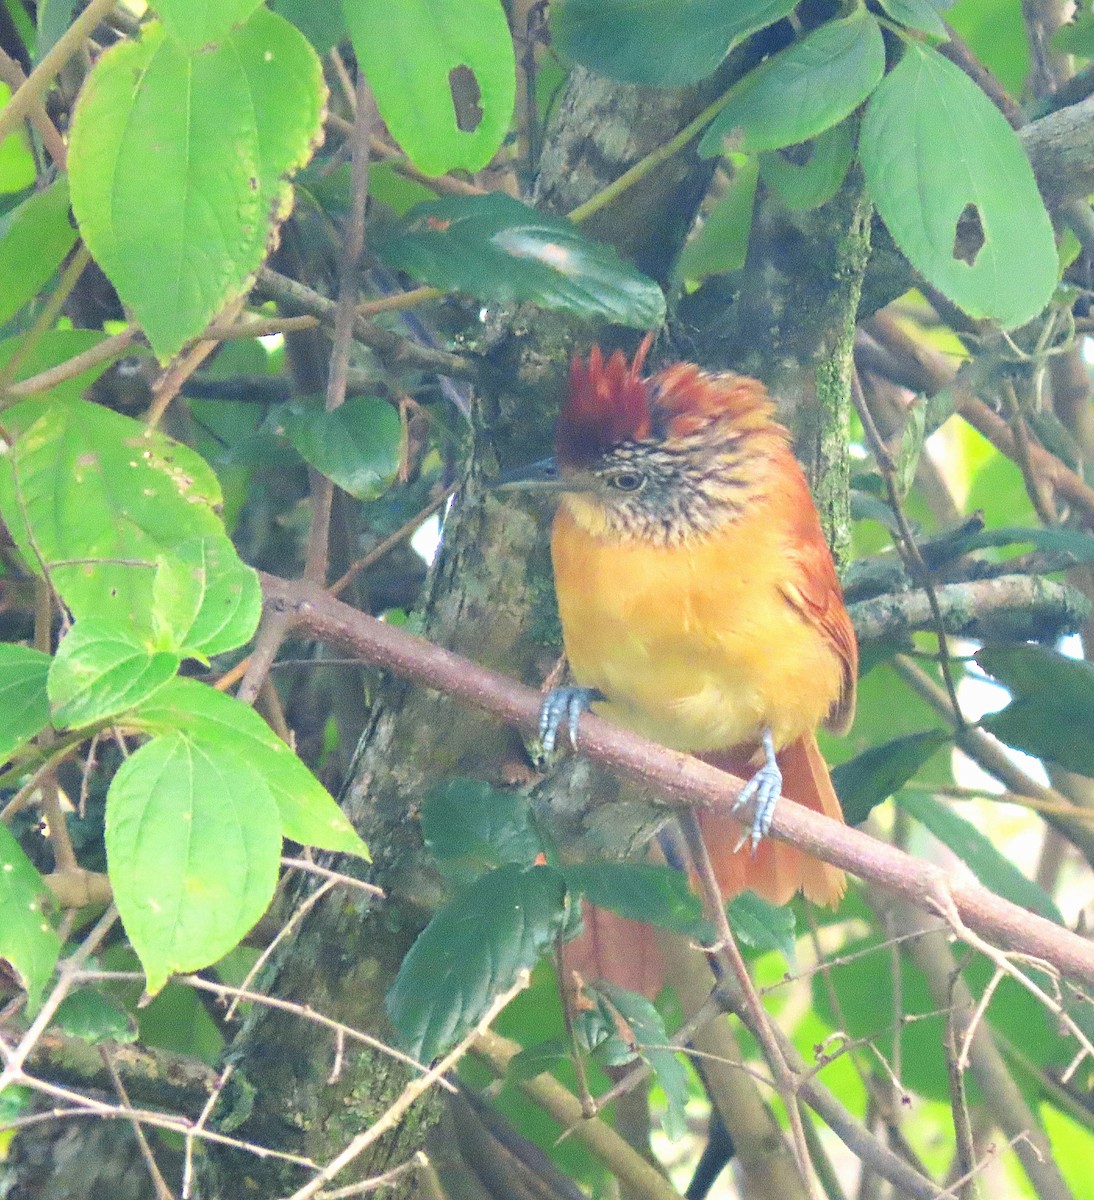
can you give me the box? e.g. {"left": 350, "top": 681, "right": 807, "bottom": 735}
{"left": 344, "top": 0, "right": 514, "bottom": 176}
{"left": 0, "top": 822, "right": 60, "bottom": 1011}
{"left": 69, "top": 12, "right": 324, "bottom": 358}
{"left": 377, "top": 194, "right": 665, "bottom": 328}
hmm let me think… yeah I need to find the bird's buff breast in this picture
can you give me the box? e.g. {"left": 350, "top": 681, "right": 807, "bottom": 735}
{"left": 550, "top": 502, "right": 844, "bottom": 753}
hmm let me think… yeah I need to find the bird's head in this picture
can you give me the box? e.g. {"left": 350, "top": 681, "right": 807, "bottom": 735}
{"left": 499, "top": 337, "right": 788, "bottom": 544}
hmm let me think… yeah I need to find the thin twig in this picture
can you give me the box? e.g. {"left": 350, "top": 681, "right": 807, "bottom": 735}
{"left": 100, "top": 1046, "right": 176, "bottom": 1200}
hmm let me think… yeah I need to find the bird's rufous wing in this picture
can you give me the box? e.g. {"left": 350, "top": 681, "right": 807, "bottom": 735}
{"left": 775, "top": 456, "right": 858, "bottom": 735}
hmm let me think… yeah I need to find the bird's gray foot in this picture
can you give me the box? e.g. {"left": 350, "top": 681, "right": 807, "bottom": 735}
{"left": 539, "top": 686, "right": 603, "bottom": 756}
{"left": 732, "top": 729, "right": 782, "bottom": 853}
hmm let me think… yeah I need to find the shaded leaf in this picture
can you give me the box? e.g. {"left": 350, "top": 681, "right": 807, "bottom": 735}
{"left": 699, "top": 11, "right": 884, "bottom": 155}
{"left": 387, "top": 864, "right": 567, "bottom": 1061}
{"left": 376, "top": 194, "right": 665, "bottom": 328}
{"left": 129, "top": 678, "right": 369, "bottom": 858}
{"left": 563, "top": 862, "right": 712, "bottom": 940}
{"left": 507, "top": 1037, "right": 568, "bottom": 1081}
{"left": 860, "top": 41, "right": 1056, "bottom": 328}
{"left": 106, "top": 731, "right": 283, "bottom": 994}
{"left": 421, "top": 777, "right": 543, "bottom": 875}
{"left": 760, "top": 121, "right": 856, "bottom": 212}
{"left": 897, "top": 791, "right": 1062, "bottom": 923}
{"left": 344, "top": 0, "right": 514, "bottom": 176}
{"left": 977, "top": 645, "right": 1094, "bottom": 776}
{"left": 0, "top": 822, "right": 60, "bottom": 1011}
{"left": 0, "top": 177, "right": 76, "bottom": 326}
{"left": 595, "top": 982, "right": 689, "bottom": 1140}
{"left": 0, "top": 645, "right": 50, "bottom": 766}
{"left": 273, "top": 397, "right": 402, "bottom": 500}
{"left": 728, "top": 892, "right": 796, "bottom": 963}
{"left": 551, "top": 0, "right": 798, "bottom": 87}
{"left": 878, "top": 0, "right": 948, "bottom": 37}
{"left": 48, "top": 620, "right": 180, "bottom": 729}
{"left": 677, "top": 156, "right": 758, "bottom": 281}
{"left": 69, "top": 12, "right": 324, "bottom": 358}
{"left": 832, "top": 730, "right": 952, "bottom": 824}
{"left": 52, "top": 988, "right": 138, "bottom": 1044}
{"left": 952, "top": 524, "right": 1094, "bottom": 565}
{"left": 894, "top": 399, "right": 927, "bottom": 498}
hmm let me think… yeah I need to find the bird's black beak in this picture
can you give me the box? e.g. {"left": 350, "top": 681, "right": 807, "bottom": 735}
{"left": 492, "top": 456, "right": 566, "bottom": 494}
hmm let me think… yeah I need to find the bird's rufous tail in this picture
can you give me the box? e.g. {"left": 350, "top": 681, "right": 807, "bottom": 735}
{"left": 698, "top": 731, "right": 845, "bottom": 907}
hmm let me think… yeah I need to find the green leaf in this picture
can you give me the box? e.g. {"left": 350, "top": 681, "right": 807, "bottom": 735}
{"left": 860, "top": 41, "right": 1057, "bottom": 329}
{"left": 377, "top": 194, "right": 665, "bottom": 328}
{"left": 878, "top": 0, "right": 948, "bottom": 37}
{"left": 0, "top": 177, "right": 77, "bottom": 325}
{"left": 0, "top": 821, "right": 60, "bottom": 1010}
{"left": 760, "top": 121, "right": 856, "bottom": 212}
{"left": 387, "top": 863, "right": 567, "bottom": 1061}
{"left": 551, "top": 0, "right": 799, "bottom": 87}
{"left": 1052, "top": 11, "right": 1094, "bottom": 56}
{"left": 0, "top": 328, "right": 133, "bottom": 404}
{"left": 594, "top": 982, "right": 689, "bottom": 1140}
{"left": 150, "top": 536, "right": 262, "bottom": 657}
{"left": 896, "top": 791, "right": 1062, "bottom": 923}
{"left": 52, "top": 988, "right": 138, "bottom": 1044}
{"left": 130, "top": 678, "right": 369, "bottom": 858}
{"left": 677, "top": 156, "right": 759, "bottom": 282}
{"left": 563, "top": 862, "right": 712, "bottom": 940}
{"left": 421, "top": 778, "right": 543, "bottom": 874}
{"left": 68, "top": 12, "right": 325, "bottom": 359}
{"left": 48, "top": 620, "right": 180, "bottom": 729}
{"left": 344, "top": 0, "right": 515, "bottom": 176}
{"left": 977, "top": 645, "right": 1094, "bottom": 776}
{"left": 507, "top": 1037, "right": 568, "bottom": 1080}
{"left": 0, "top": 645, "right": 50, "bottom": 765}
{"left": 699, "top": 11, "right": 884, "bottom": 156}
{"left": 832, "top": 730, "right": 952, "bottom": 824}
{"left": 951, "top": 524, "right": 1094, "bottom": 565}
{"left": 106, "top": 731, "right": 283, "bottom": 994}
{"left": 0, "top": 397, "right": 224, "bottom": 630}
{"left": 0, "top": 83, "right": 36, "bottom": 194}
{"left": 727, "top": 892, "right": 796, "bottom": 962}
{"left": 894, "top": 399, "right": 927, "bottom": 498}
{"left": 273, "top": 397, "right": 402, "bottom": 500}
{"left": 271, "top": 0, "right": 345, "bottom": 56}
{"left": 152, "top": 0, "right": 263, "bottom": 49}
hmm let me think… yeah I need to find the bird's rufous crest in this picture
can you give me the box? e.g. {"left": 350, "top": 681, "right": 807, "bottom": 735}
{"left": 557, "top": 335, "right": 777, "bottom": 467}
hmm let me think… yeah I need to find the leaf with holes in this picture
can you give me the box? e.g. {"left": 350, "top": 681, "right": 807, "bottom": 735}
{"left": 129, "top": 678, "right": 369, "bottom": 857}
{"left": 551, "top": 0, "right": 799, "bottom": 86}
{"left": 69, "top": 11, "right": 324, "bottom": 359}
{"left": 0, "top": 397, "right": 224, "bottom": 632}
{"left": 344, "top": 0, "right": 514, "bottom": 176}
{"left": 387, "top": 864, "right": 567, "bottom": 1061}
{"left": 860, "top": 41, "right": 1056, "bottom": 328}
{"left": 0, "top": 645, "right": 50, "bottom": 766}
{"left": 106, "top": 731, "right": 283, "bottom": 995}
{"left": 150, "top": 536, "right": 262, "bottom": 658}
{"left": 0, "top": 822, "right": 60, "bottom": 1011}
{"left": 377, "top": 193, "right": 665, "bottom": 327}
{"left": 273, "top": 397, "right": 402, "bottom": 501}
{"left": 897, "top": 792, "right": 1062, "bottom": 923}
{"left": 699, "top": 10, "right": 884, "bottom": 156}
{"left": 49, "top": 620, "right": 180, "bottom": 730}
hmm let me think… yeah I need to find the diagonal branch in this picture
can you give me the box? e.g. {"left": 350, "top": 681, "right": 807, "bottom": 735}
{"left": 258, "top": 571, "right": 1094, "bottom": 987}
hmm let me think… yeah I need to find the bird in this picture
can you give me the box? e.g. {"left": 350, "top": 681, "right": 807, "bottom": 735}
{"left": 507, "top": 336, "right": 857, "bottom": 929}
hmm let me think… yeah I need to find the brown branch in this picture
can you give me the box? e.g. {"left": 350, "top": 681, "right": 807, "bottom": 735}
{"left": 257, "top": 572, "right": 1094, "bottom": 987}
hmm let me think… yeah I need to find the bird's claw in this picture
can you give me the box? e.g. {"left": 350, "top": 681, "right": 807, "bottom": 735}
{"left": 731, "top": 729, "right": 782, "bottom": 854}
{"left": 539, "top": 686, "right": 601, "bottom": 756}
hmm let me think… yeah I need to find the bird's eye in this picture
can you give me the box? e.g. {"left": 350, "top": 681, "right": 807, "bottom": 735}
{"left": 611, "top": 471, "right": 645, "bottom": 492}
